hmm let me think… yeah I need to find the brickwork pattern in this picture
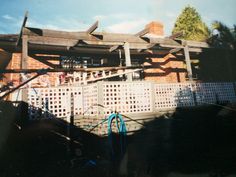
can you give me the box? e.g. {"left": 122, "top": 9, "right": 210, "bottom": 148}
{"left": 5, "top": 53, "right": 60, "bottom": 86}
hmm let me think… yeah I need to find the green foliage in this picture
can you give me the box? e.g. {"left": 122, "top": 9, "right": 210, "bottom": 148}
{"left": 172, "top": 6, "right": 210, "bottom": 41}
{"left": 211, "top": 21, "right": 236, "bottom": 48}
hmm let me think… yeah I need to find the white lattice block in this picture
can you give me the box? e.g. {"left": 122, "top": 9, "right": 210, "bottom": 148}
{"left": 103, "top": 82, "right": 152, "bottom": 115}
{"left": 213, "top": 83, "right": 236, "bottom": 103}
{"left": 154, "top": 83, "right": 194, "bottom": 110}
{"left": 193, "top": 83, "right": 216, "bottom": 105}
{"left": 28, "top": 87, "right": 71, "bottom": 120}
{"left": 71, "top": 86, "right": 83, "bottom": 116}
{"left": 193, "top": 82, "right": 236, "bottom": 105}
{"left": 83, "top": 84, "right": 99, "bottom": 116}
{"left": 28, "top": 81, "right": 236, "bottom": 121}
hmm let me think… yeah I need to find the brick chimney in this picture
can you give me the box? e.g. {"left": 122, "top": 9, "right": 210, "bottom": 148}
{"left": 145, "top": 21, "right": 164, "bottom": 36}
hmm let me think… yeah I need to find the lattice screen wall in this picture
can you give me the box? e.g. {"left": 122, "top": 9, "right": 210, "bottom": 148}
{"left": 28, "top": 87, "right": 71, "bottom": 120}
{"left": 82, "top": 84, "right": 99, "bottom": 116}
{"left": 102, "top": 82, "right": 153, "bottom": 115}
{"left": 71, "top": 87, "right": 83, "bottom": 116}
{"left": 193, "top": 82, "right": 236, "bottom": 105}
{"left": 28, "top": 82, "right": 236, "bottom": 120}
{"left": 154, "top": 83, "right": 195, "bottom": 109}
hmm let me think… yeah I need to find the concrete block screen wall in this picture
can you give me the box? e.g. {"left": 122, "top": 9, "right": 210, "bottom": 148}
{"left": 27, "top": 81, "right": 236, "bottom": 135}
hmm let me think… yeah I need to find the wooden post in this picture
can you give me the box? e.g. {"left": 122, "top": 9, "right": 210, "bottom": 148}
{"left": 21, "top": 35, "right": 28, "bottom": 69}
{"left": 124, "top": 42, "right": 132, "bottom": 81}
{"left": 183, "top": 44, "right": 193, "bottom": 81}
{"left": 21, "top": 35, "right": 28, "bottom": 103}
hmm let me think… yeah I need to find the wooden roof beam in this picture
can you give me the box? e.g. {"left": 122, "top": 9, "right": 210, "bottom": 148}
{"left": 86, "top": 21, "right": 99, "bottom": 34}
{"left": 0, "top": 66, "right": 150, "bottom": 74}
{"left": 182, "top": 40, "right": 210, "bottom": 48}
{"left": 135, "top": 28, "right": 150, "bottom": 42}
{"left": 109, "top": 45, "right": 121, "bottom": 53}
{"left": 169, "top": 48, "right": 182, "bottom": 54}
{"left": 135, "top": 28, "right": 149, "bottom": 38}
{"left": 17, "top": 11, "right": 28, "bottom": 46}
{"left": 168, "top": 31, "right": 183, "bottom": 39}
{"left": 86, "top": 21, "right": 103, "bottom": 40}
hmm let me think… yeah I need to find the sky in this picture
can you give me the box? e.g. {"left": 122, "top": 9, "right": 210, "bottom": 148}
{"left": 0, "top": 0, "right": 236, "bottom": 36}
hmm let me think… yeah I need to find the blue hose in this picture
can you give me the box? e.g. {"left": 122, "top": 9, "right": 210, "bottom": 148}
{"left": 107, "top": 113, "right": 127, "bottom": 158}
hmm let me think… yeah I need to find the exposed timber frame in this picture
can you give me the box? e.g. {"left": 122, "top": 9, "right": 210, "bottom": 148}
{"left": 0, "top": 11, "right": 217, "bottom": 83}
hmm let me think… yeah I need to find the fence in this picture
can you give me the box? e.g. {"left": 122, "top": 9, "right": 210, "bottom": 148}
{"left": 28, "top": 81, "right": 236, "bottom": 120}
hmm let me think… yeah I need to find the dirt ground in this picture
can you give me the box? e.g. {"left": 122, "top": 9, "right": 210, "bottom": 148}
{"left": 0, "top": 102, "right": 236, "bottom": 177}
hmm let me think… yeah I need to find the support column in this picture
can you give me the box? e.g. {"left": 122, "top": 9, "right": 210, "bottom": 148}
{"left": 21, "top": 35, "right": 28, "bottom": 69}
{"left": 124, "top": 42, "right": 132, "bottom": 82}
{"left": 21, "top": 35, "right": 28, "bottom": 103}
{"left": 183, "top": 44, "right": 193, "bottom": 81}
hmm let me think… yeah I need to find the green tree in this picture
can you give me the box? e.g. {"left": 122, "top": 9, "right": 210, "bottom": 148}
{"left": 210, "top": 21, "right": 236, "bottom": 48}
{"left": 172, "top": 6, "right": 210, "bottom": 41}
{"left": 207, "top": 21, "right": 236, "bottom": 81}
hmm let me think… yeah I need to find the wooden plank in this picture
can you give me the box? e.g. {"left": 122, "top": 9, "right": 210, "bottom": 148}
{"left": 151, "top": 38, "right": 182, "bottom": 47}
{"left": 188, "top": 48, "right": 202, "bottom": 53}
{"left": 184, "top": 45, "right": 193, "bottom": 81}
{"left": 17, "top": 11, "right": 28, "bottom": 46}
{"left": 21, "top": 34, "right": 28, "bottom": 102}
{"left": 27, "top": 35, "right": 162, "bottom": 51}
{"left": 21, "top": 35, "right": 28, "bottom": 69}
{"left": 27, "top": 35, "right": 144, "bottom": 48}
{"left": 0, "top": 73, "right": 41, "bottom": 101}
{"left": 169, "top": 48, "right": 182, "bottom": 54}
{"left": 22, "top": 26, "right": 211, "bottom": 50}
{"left": 124, "top": 42, "right": 132, "bottom": 81}
{"left": 0, "top": 66, "right": 150, "bottom": 74}
{"left": 28, "top": 36, "right": 79, "bottom": 46}
{"left": 184, "top": 40, "right": 210, "bottom": 48}
{"left": 160, "top": 44, "right": 184, "bottom": 49}
{"left": 23, "top": 28, "right": 151, "bottom": 43}
{"left": 135, "top": 28, "right": 149, "bottom": 37}
{"left": 168, "top": 31, "right": 183, "bottom": 39}
{"left": 87, "top": 21, "right": 99, "bottom": 34}
{"left": 109, "top": 45, "right": 120, "bottom": 52}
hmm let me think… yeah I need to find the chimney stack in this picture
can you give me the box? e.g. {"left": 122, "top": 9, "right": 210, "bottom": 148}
{"left": 145, "top": 21, "right": 164, "bottom": 36}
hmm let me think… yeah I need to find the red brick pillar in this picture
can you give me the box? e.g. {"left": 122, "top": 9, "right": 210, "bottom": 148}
{"left": 144, "top": 22, "right": 186, "bottom": 83}
{"left": 145, "top": 21, "right": 164, "bottom": 36}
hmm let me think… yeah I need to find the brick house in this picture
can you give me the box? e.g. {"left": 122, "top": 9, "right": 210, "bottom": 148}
{"left": 0, "top": 21, "right": 188, "bottom": 88}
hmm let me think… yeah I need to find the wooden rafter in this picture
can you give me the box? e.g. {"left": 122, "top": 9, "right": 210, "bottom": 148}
{"left": 168, "top": 31, "right": 183, "bottom": 39}
{"left": 0, "top": 73, "right": 41, "bottom": 100}
{"left": 169, "top": 48, "right": 182, "bottom": 54}
{"left": 0, "top": 66, "right": 150, "bottom": 74}
{"left": 17, "top": 11, "right": 28, "bottom": 46}
{"left": 86, "top": 21, "right": 99, "bottom": 34}
{"left": 135, "top": 28, "right": 149, "bottom": 38}
{"left": 109, "top": 45, "right": 121, "bottom": 53}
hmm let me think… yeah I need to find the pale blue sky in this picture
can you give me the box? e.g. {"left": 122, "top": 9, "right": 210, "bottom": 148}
{"left": 0, "top": 0, "right": 235, "bottom": 35}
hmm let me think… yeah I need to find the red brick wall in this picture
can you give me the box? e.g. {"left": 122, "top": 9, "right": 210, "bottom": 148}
{"left": 144, "top": 54, "right": 186, "bottom": 83}
{"left": 5, "top": 53, "right": 60, "bottom": 87}
{"left": 144, "top": 21, "right": 187, "bottom": 83}
{"left": 145, "top": 21, "right": 164, "bottom": 36}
